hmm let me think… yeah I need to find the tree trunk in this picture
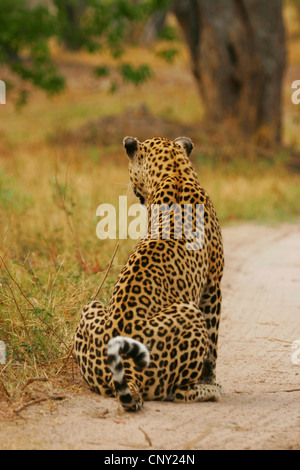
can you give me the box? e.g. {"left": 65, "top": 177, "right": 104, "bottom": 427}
{"left": 172, "top": 0, "right": 286, "bottom": 146}
{"left": 141, "top": 10, "right": 168, "bottom": 46}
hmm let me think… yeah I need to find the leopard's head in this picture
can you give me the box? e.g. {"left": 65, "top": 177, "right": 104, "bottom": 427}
{"left": 123, "top": 136, "right": 194, "bottom": 207}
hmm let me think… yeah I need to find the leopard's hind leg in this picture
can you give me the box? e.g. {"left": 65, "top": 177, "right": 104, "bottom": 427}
{"left": 74, "top": 301, "right": 114, "bottom": 396}
{"left": 174, "top": 383, "right": 222, "bottom": 403}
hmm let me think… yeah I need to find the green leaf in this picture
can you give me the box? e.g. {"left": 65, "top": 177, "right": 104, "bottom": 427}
{"left": 119, "top": 63, "right": 152, "bottom": 85}
{"left": 156, "top": 48, "right": 179, "bottom": 64}
{"left": 158, "top": 26, "right": 179, "bottom": 42}
{"left": 94, "top": 65, "right": 110, "bottom": 78}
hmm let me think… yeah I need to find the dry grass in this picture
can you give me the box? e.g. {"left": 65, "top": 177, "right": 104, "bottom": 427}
{"left": 0, "top": 16, "right": 300, "bottom": 394}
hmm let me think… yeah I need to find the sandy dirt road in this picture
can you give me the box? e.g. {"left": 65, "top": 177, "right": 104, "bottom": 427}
{"left": 0, "top": 223, "right": 299, "bottom": 450}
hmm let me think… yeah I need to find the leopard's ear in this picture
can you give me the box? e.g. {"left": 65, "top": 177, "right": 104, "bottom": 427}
{"left": 174, "top": 137, "right": 194, "bottom": 156}
{"left": 123, "top": 136, "right": 139, "bottom": 159}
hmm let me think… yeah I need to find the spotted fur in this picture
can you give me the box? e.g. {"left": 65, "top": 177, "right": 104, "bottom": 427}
{"left": 74, "top": 136, "right": 224, "bottom": 411}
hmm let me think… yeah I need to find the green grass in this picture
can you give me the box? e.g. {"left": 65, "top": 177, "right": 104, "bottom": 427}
{"left": 0, "top": 169, "right": 33, "bottom": 213}
{"left": 194, "top": 150, "right": 300, "bottom": 223}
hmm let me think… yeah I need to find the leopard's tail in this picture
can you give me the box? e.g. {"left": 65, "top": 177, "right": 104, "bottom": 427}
{"left": 107, "top": 336, "right": 150, "bottom": 412}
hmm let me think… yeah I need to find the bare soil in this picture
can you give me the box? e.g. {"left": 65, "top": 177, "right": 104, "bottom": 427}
{"left": 0, "top": 223, "right": 299, "bottom": 450}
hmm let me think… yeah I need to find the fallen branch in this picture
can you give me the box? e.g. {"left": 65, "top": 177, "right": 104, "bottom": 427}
{"left": 20, "top": 377, "right": 48, "bottom": 392}
{"left": 267, "top": 338, "right": 294, "bottom": 344}
{"left": 0, "top": 379, "right": 11, "bottom": 398}
{"left": 183, "top": 429, "right": 211, "bottom": 450}
{"left": 14, "top": 395, "right": 66, "bottom": 414}
{"left": 138, "top": 426, "right": 152, "bottom": 447}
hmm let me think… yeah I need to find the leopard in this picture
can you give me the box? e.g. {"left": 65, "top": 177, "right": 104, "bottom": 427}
{"left": 74, "top": 136, "right": 224, "bottom": 412}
